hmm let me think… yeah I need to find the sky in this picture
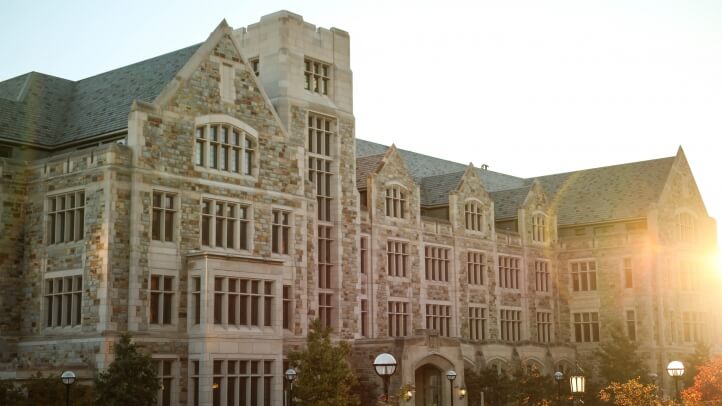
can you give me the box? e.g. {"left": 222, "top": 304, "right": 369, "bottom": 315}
{"left": 2, "top": 0, "right": 721, "bottom": 257}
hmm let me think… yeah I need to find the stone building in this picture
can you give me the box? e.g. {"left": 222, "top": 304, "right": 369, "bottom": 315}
{"left": 0, "top": 10, "right": 719, "bottom": 406}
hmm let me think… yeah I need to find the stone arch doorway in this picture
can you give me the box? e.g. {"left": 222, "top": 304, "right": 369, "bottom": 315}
{"left": 413, "top": 354, "right": 455, "bottom": 406}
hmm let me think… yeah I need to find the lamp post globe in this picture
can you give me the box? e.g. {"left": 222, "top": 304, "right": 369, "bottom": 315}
{"left": 446, "top": 370, "right": 457, "bottom": 406}
{"left": 61, "top": 371, "right": 76, "bottom": 406}
{"left": 667, "top": 361, "right": 685, "bottom": 401}
{"left": 373, "top": 353, "right": 397, "bottom": 406}
{"left": 285, "top": 368, "right": 297, "bottom": 406}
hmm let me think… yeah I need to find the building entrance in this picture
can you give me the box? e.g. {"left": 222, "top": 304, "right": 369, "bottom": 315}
{"left": 415, "top": 364, "right": 443, "bottom": 406}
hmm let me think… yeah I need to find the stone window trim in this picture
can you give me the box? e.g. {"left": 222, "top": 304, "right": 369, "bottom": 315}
{"left": 271, "top": 207, "right": 292, "bottom": 256}
{"left": 467, "top": 250, "right": 486, "bottom": 286}
{"left": 152, "top": 356, "right": 178, "bottom": 406}
{"left": 531, "top": 212, "right": 549, "bottom": 243}
{"left": 388, "top": 300, "right": 410, "bottom": 337}
{"left": 626, "top": 309, "right": 637, "bottom": 341}
{"left": 499, "top": 307, "right": 523, "bottom": 342}
{"left": 306, "top": 112, "right": 336, "bottom": 158}
{"left": 498, "top": 255, "right": 522, "bottom": 290}
{"left": 283, "top": 285, "right": 292, "bottom": 332}
{"left": 385, "top": 183, "right": 408, "bottom": 220}
{"left": 536, "top": 311, "right": 552, "bottom": 343}
{"left": 248, "top": 57, "right": 260, "bottom": 76}
{"left": 189, "top": 275, "right": 203, "bottom": 328}
{"left": 212, "top": 358, "right": 274, "bottom": 406}
{"left": 43, "top": 270, "right": 83, "bottom": 330}
{"left": 468, "top": 305, "right": 487, "bottom": 341}
{"left": 360, "top": 297, "right": 369, "bottom": 338}
{"left": 151, "top": 190, "right": 178, "bottom": 244}
{"left": 534, "top": 259, "right": 550, "bottom": 293}
{"left": 190, "top": 359, "right": 201, "bottom": 406}
{"left": 675, "top": 210, "right": 697, "bottom": 243}
{"left": 682, "top": 311, "right": 705, "bottom": 343}
{"left": 304, "top": 56, "right": 332, "bottom": 96}
{"left": 424, "top": 244, "right": 451, "bottom": 283}
{"left": 464, "top": 199, "right": 486, "bottom": 233}
{"left": 572, "top": 311, "right": 600, "bottom": 343}
{"left": 425, "top": 301, "right": 453, "bottom": 337}
{"left": 193, "top": 115, "right": 259, "bottom": 178}
{"left": 149, "top": 272, "right": 177, "bottom": 328}
{"left": 570, "top": 259, "right": 597, "bottom": 292}
{"left": 386, "top": 239, "right": 410, "bottom": 278}
{"left": 212, "top": 275, "right": 275, "bottom": 332}
{"left": 200, "top": 195, "right": 253, "bottom": 253}
{"left": 360, "top": 235, "right": 369, "bottom": 275}
{"left": 46, "top": 189, "right": 85, "bottom": 246}
{"left": 622, "top": 257, "right": 634, "bottom": 289}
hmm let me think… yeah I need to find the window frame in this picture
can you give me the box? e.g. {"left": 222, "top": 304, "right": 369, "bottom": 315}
{"left": 531, "top": 212, "right": 548, "bottom": 243}
{"left": 424, "top": 245, "right": 451, "bottom": 282}
{"left": 201, "top": 196, "right": 252, "bottom": 252}
{"left": 271, "top": 208, "right": 292, "bottom": 255}
{"left": 43, "top": 271, "right": 83, "bottom": 329}
{"left": 384, "top": 183, "right": 408, "bottom": 219}
{"left": 151, "top": 190, "right": 177, "bottom": 243}
{"left": 46, "top": 190, "right": 85, "bottom": 245}
{"left": 464, "top": 199, "right": 485, "bottom": 232}
{"left": 572, "top": 311, "right": 600, "bottom": 343}
{"left": 467, "top": 251, "right": 486, "bottom": 286}
{"left": 387, "top": 240, "right": 409, "bottom": 278}
{"left": 149, "top": 273, "right": 176, "bottom": 327}
{"left": 193, "top": 115, "right": 259, "bottom": 178}
{"left": 498, "top": 255, "right": 522, "bottom": 290}
{"left": 303, "top": 57, "right": 331, "bottom": 95}
{"left": 499, "top": 308, "right": 522, "bottom": 342}
{"left": 570, "top": 259, "right": 597, "bottom": 292}
{"left": 468, "top": 305, "right": 487, "bottom": 341}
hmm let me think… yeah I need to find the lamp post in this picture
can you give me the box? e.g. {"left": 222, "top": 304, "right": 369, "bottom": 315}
{"left": 667, "top": 361, "right": 685, "bottom": 401}
{"left": 374, "top": 353, "right": 397, "bottom": 406}
{"left": 285, "top": 368, "right": 297, "bottom": 406}
{"left": 554, "top": 371, "right": 564, "bottom": 405}
{"left": 569, "top": 365, "right": 585, "bottom": 406}
{"left": 61, "top": 371, "right": 76, "bottom": 406}
{"left": 459, "top": 385, "right": 467, "bottom": 401}
{"left": 446, "top": 370, "right": 457, "bottom": 406}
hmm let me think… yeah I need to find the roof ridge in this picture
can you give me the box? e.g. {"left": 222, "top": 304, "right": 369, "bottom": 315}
{"left": 528, "top": 155, "right": 676, "bottom": 181}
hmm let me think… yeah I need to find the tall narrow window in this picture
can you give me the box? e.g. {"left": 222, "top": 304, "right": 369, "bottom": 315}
{"left": 571, "top": 261, "right": 597, "bottom": 292}
{"left": 537, "top": 311, "right": 552, "bottom": 343}
{"left": 201, "top": 199, "right": 249, "bottom": 250}
{"left": 388, "top": 301, "right": 409, "bottom": 337}
{"left": 152, "top": 191, "right": 176, "bottom": 242}
{"left": 319, "top": 293, "right": 333, "bottom": 329}
{"left": 47, "top": 191, "right": 85, "bottom": 244}
{"left": 465, "top": 200, "right": 484, "bottom": 232}
{"left": 213, "top": 277, "right": 272, "bottom": 328}
{"left": 677, "top": 213, "right": 696, "bottom": 242}
{"left": 385, "top": 185, "right": 407, "bottom": 218}
{"left": 682, "top": 312, "right": 705, "bottom": 343}
{"left": 500, "top": 309, "right": 522, "bottom": 341}
{"left": 272, "top": 210, "right": 290, "bottom": 254}
{"left": 468, "top": 306, "right": 487, "bottom": 341}
{"left": 387, "top": 240, "right": 409, "bottom": 278}
{"left": 283, "top": 285, "right": 292, "bottom": 330}
{"left": 45, "top": 275, "right": 83, "bottom": 327}
{"left": 155, "top": 359, "right": 174, "bottom": 406}
{"left": 626, "top": 310, "right": 636, "bottom": 341}
{"left": 361, "top": 299, "right": 369, "bottom": 337}
{"left": 191, "top": 360, "right": 200, "bottom": 406}
{"left": 150, "top": 275, "right": 174, "bottom": 325}
{"left": 535, "top": 260, "right": 549, "bottom": 292}
{"left": 467, "top": 251, "right": 485, "bottom": 285}
{"left": 532, "top": 214, "right": 548, "bottom": 243}
{"left": 304, "top": 58, "right": 331, "bottom": 95}
{"left": 426, "top": 304, "right": 451, "bottom": 337}
{"left": 425, "top": 246, "right": 450, "bottom": 282}
{"left": 212, "top": 360, "right": 273, "bottom": 406}
{"left": 623, "top": 258, "right": 633, "bottom": 289}
{"left": 360, "top": 236, "right": 369, "bottom": 274}
{"left": 498, "top": 256, "right": 521, "bottom": 289}
{"left": 318, "top": 225, "right": 333, "bottom": 288}
{"left": 249, "top": 57, "right": 260, "bottom": 76}
{"left": 573, "top": 312, "right": 600, "bottom": 342}
{"left": 192, "top": 277, "right": 201, "bottom": 325}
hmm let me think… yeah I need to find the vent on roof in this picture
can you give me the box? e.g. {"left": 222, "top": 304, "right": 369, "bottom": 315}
{"left": 481, "top": 164, "right": 489, "bottom": 170}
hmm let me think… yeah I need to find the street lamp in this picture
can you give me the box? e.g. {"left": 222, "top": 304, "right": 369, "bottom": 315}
{"left": 667, "top": 361, "right": 685, "bottom": 401}
{"left": 459, "top": 385, "right": 467, "bottom": 400}
{"left": 61, "top": 371, "right": 76, "bottom": 406}
{"left": 446, "top": 370, "right": 457, "bottom": 406}
{"left": 285, "top": 368, "right": 297, "bottom": 406}
{"left": 374, "top": 353, "right": 397, "bottom": 406}
{"left": 569, "top": 365, "right": 585, "bottom": 406}
{"left": 554, "top": 371, "right": 564, "bottom": 405}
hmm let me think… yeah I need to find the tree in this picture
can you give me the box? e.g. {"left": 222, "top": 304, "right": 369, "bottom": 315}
{"left": 95, "top": 333, "right": 160, "bottom": 406}
{"left": 683, "top": 341, "right": 710, "bottom": 388}
{"left": 287, "top": 319, "right": 360, "bottom": 406}
{"left": 598, "top": 377, "right": 665, "bottom": 406}
{"left": 594, "top": 323, "right": 645, "bottom": 385}
{"left": 0, "top": 379, "right": 24, "bottom": 406}
{"left": 1, "top": 373, "right": 94, "bottom": 406}
{"left": 681, "top": 356, "right": 722, "bottom": 405}
{"left": 511, "top": 366, "right": 555, "bottom": 405}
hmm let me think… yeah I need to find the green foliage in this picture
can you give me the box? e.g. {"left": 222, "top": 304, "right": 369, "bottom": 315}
{"left": 594, "top": 323, "right": 645, "bottom": 385}
{"left": 95, "top": 333, "right": 160, "bottom": 406}
{"left": 510, "top": 366, "right": 555, "bottom": 405}
{"left": 0, "top": 373, "right": 94, "bottom": 406}
{"left": 683, "top": 341, "right": 710, "bottom": 388}
{"left": 598, "top": 377, "right": 677, "bottom": 406}
{"left": 0, "top": 379, "right": 24, "bottom": 406}
{"left": 287, "top": 319, "right": 360, "bottom": 406}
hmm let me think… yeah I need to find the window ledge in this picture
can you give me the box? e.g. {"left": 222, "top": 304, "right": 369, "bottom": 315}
{"left": 194, "top": 165, "right": 257, "bottom": 181}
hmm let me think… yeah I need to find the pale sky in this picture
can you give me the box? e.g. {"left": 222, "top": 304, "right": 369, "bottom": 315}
{"left": 2, "top": 0, "right": 721, "bottom": 255}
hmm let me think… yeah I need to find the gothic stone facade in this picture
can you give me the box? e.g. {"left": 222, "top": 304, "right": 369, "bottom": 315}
{"left": 0, "top": 10, "right": 720, "bottom": 406}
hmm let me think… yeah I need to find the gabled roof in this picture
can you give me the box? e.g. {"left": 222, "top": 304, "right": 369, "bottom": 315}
{"left": 531, "top": 157, "right": 676, "bottom": 226}
{"left": 356, "top": 139, "right": 526, "bottom": 191}
{"left": 489, "top": 186, "right": 531, "bottom": 220}
{"left": 356, "top": 153, "right": 384, "bottom": 188}
{"left": 0, "top": 44, "right": 201, "bottom": 146}
{"left": 420, "top": 171, "right": 465, "bottom": 206}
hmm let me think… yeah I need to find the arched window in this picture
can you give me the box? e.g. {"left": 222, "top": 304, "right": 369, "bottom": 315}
{"left": 676, "top": 212, "right": 696, "bottom": 242}
{"left": 385, "top": 185, "right": 407, "bottom": 218}
{"left": 523, "top": 360, "right": 545, "bottom": 376}
{"left": 465, "top": 200, "right": 484, "bottom": 231}
{"left": 532, "top": 213, "right": 548, "bottom": 243}
{"left": 195, "top": 123, "right": 256, "bottom": 176}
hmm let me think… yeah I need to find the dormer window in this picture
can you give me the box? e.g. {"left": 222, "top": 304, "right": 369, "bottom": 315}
{"left": 385, "top": 185, "right": 407, "bottom": 218}
{"left": 464, "top": 200, "right": 484, "bottom": 231}
{"left": 195, "top": 124, "right": 256, "bottom": 176}
{"left": 532, "top": 214, "right": 548, "bottom": 243}
{"left": 676, "top": 212, "right": 696, "bottom": 242}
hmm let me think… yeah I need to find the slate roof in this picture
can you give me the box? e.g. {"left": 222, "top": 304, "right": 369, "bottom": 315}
{"left": 489, "top": 186, "right": 531, "bottom": 220}
{"left": 420, "top": 171, "right": 465, "bottom": 206}
{"left": 356, "top": 139, "right": 526, "bottom": 192}
{"left": 530, "top": 157, "right": 676, "bottom": 226}
{"left": 356, "top": 154, "right": 384, "bottom": 188}
{"left": 0, "top": 44, "right": 201, "bottom": 146}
